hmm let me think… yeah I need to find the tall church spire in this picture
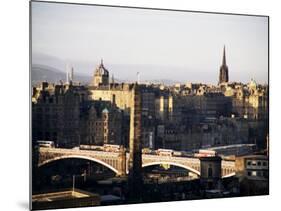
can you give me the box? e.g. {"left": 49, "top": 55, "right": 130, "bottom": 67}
{"left": 222, "top": 45, "right": 226, "bottom": 66}
{"left": 219, "top": 45, "right": 229, "bottom": 84}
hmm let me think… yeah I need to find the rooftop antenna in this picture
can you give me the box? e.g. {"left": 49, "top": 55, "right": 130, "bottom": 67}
{"left": 66, "top": 63, "right": 70, "bottom": 84}
{"left": 137, "top": 72, "right": 140, "bottom": 84}
{"left": 72, "top": 175, "right": 75, "bottom": 193}
{"left": 222, "top": 45, "right": 226, "bottom": 65}
{"left": 70, "top": 66, "right": 74, "bottom": 82}
{"left": 112, "top": 74, "right": 115, "bottom": 84}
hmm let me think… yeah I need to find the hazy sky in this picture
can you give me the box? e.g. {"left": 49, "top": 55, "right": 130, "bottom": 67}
{"left": 31, "top": 1, "right": 268, "bottom": 84}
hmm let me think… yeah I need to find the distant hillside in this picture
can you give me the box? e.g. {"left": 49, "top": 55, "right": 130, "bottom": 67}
{"left": 31, "top": 64, "right": 91, "bottom": 85}
{"left": 31, "top": 64, "right": 180, "bottom": 86}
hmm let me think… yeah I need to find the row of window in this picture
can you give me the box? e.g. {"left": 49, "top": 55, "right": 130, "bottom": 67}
{"left": 247, "top": 170, "right": 268, "bottom": 177}
{"left": 89, "top": 122, "right": 108, "bottom": 127}
{"left": 247, "top": 160, "right": 268, "bottom": 167}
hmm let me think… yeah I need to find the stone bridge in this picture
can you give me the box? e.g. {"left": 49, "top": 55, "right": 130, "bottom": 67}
{"left": 37, "top": 147, "right": 235, "bottom": 177}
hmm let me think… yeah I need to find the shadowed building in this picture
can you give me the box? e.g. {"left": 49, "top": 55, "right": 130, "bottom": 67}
{"left": 235, "top": 155, "right": 268, "bottom": 180}
{"left": 32, "top": 82, "right": 87, "bottom": 148}
{"left": 219, "top": 46, "right": 229, "bottom": 84}
{"left": 32, "top": 82, "right": 123, "bottom": 147}
{"left": 235, "top": 155, "right": 269, "bottom": 196}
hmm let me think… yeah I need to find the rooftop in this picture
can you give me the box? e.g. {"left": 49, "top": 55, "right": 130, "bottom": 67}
{"left": 32, "top": 189, "right": 98, "bottom": 203}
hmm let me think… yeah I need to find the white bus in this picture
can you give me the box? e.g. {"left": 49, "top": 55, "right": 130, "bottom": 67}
{"left": 37, "top": 140, "right": 55, "bottom": 148}
{"left": 156, "top": 149, "right": 174, "bottom": 156}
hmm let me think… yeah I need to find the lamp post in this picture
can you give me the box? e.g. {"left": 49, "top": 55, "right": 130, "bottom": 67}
{"left": 72, "top": 175, "right": 75, "bottom": 193}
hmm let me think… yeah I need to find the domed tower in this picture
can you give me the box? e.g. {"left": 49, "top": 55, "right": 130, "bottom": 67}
{"left": 219, "top": 45, "right": 229, "bottom": 84}
{"left": 92, "top": 59, "right": 109, "bottom": 87}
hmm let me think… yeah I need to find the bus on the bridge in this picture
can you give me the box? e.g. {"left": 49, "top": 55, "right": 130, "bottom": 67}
{"left": 36, "top": 140, "right": 55, "bottom": 148}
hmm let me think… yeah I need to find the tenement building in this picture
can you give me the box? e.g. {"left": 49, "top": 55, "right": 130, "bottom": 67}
{"left": 79, "top": 100, "right": 123, "bottom": 146}
{"left": 235, "top": 155, "right": 269, "bottom": 195}
{"left": 32, "top": 81, "right": 123, "bottom": 147}
{"left": 32, "top": 82, "right": 87, "bottom": 147}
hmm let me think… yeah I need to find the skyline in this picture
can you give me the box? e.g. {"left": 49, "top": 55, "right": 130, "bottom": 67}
{"left": 32, "top": 2, "right": 268, "bottom": 84}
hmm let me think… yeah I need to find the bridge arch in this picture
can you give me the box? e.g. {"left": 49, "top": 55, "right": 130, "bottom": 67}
{"left": 142, "top": 161, "right": 200, "bottom": 175}
{"left": 39, "top": 155, "right": 119, "bottom": 175}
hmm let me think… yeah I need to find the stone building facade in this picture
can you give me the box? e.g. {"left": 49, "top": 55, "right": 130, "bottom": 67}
{"left": 32, "top": 82, "right": 88, "bottom": 147}
{"left": 32, "top": 82, "right": 123, "bottom": 148}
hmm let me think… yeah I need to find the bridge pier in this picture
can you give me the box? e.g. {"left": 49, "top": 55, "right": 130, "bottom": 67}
{"left": 200, "top": 156, "right": 223, "bottom": 190}
{"left": 117, "top": 148, "right": 127, "bottom": 176}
